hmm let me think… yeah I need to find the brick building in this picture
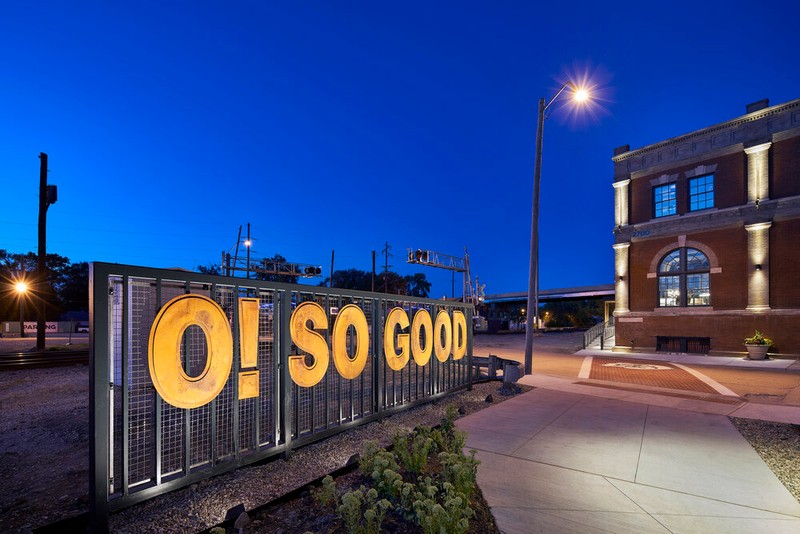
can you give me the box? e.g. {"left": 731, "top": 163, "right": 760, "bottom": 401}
{"left": 611, "top": 98, "right": 800, "bottom": 356}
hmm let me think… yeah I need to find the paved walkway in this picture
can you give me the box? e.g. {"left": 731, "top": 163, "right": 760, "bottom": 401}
{"left": 457, "top": 372, "right": 800, "bottom": 533}
{"left": 578, "top": 347, "right": 800, "bottom": 372}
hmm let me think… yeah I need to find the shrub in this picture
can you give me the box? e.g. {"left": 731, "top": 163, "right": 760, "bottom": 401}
{"left": 321, "top": 410, "right": 480, "bottom": 533}
{"left": 338, "top": 486, "right": 392, "bottom": 534}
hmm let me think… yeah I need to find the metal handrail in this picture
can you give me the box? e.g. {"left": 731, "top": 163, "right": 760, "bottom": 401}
{"left": 583, "top": 320, "right": 606, "bottom": 349}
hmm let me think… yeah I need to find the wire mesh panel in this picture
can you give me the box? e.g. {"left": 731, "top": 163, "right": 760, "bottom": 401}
{"left": 257, "top": 289, "right": 277, "bottom": 448}
{"left": 91, "top": 263, "right": 472, "bottom": 521}
{"left": 126, "top": 277, "right": 157, "bottom": 491}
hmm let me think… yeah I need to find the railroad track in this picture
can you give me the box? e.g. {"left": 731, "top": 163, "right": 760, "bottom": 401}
{"left": 0, "top": 350, "right": 89, "bottom": 370}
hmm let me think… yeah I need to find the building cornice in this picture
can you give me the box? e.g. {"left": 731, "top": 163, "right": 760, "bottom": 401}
{"left": 627, "top": 145, "right": 742, "bottom": 182}
{"left": 613, "top": 195, "right": 800, "bottom": 243}
{"left": 612, "top": 98, "right": 800, "bottom": 165}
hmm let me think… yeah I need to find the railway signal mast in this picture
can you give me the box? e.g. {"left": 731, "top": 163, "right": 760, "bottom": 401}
{"left": 406, "top": 246, "right": 484, "bottom": 306}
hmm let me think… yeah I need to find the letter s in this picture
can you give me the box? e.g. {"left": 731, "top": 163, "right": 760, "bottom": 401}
{"left": 289, "top": 302, "right": 330, "bottom": 388}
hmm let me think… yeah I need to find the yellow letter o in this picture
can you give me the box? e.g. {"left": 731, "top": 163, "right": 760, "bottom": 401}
{"left": 332, "top": 304, "right": 370, "bottom": 379}
{"left": 434, "top": 310, "right": 453, "bottom": 362}
{"left": 411, "top": 309, "right": 433, "bottom": 366}
{"left": 148, "top": 294, "right": 233, "bottom": 409}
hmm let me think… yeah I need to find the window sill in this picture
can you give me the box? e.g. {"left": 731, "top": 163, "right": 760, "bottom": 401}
{"left": 652, "top": 214, "right": 679, "bottom": 221}
{"left": 653, "top": 307, "right": 714, "bottom": 315}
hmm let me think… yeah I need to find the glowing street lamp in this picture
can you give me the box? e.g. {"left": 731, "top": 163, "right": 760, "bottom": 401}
{"left": 15, "top": 281, "right": 28, "bottom": 338}
{"left": 524, "top": 81, "right": 591, "bottom": 375}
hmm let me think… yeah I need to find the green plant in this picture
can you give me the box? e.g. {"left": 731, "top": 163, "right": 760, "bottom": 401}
{"left": 393, "top": 429, "right": 435, "bottom": 476}
{"left": 431, "top": 406, "right": 467, "bottom": 453}
{"left": 338, "top": 486, "right": 392, "bottom": 534}
{"left": 337, "top": 414, "right": 482, "bottom": 532}
{"left": 744, "top": 330, "right": 773, "bottom": 346}
{"left": 439, "top": 450, "right": 479, "bottom": 498}
{"left": 312, "top": 474, "right": 338, "bottom": 507}
{"left": 412, "top": 481, "right": 474, "bottom": 534}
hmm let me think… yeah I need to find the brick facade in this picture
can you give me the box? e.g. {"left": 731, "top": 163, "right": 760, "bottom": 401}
{"left": 611, "top": 98, "right": 800, "bottom": 357}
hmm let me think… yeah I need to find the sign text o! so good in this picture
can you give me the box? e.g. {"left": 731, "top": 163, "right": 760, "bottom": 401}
{"left": 148, "top": 295, "right": 468, "bottom": 409}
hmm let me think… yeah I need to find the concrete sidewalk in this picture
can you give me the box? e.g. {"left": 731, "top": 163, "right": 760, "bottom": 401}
{"left": 457, "top": 379, "right": 800, "bottom": 533}
{"left": 577, "top": 347, "right": 800, "bottom": 372}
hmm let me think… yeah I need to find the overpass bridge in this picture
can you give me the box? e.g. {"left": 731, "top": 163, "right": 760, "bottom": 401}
{"left": 481, "top": 283, "right": 615, "bottom": 328}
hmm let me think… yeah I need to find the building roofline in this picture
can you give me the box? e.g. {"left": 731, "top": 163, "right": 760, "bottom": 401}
{"left": 612, "top": 98, "right": 800, "bottom": 164}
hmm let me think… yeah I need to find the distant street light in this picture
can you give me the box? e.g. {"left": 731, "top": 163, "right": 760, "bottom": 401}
{"left": 524, "top": 81, "right": 591, "bottom": 375}
{"left": 15, "top": 281, "right": 28, "bottom": 338}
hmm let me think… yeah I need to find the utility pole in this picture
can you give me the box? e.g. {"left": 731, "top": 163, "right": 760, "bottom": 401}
{"left": 37, "top": 153, "right": 56, "bottom": 351}
{"left": 381, "top": 241, "right": 392, "bottom": 293}
{"left": 329, "top": 250, "right": 335, "bottom": 288}
{"left": 371, "top": 250, "right": 376, "bottom": 292}
{"left": 232, "top": 225, "right": 242, "bottom": 276}
{"left": 245, "top": 223, "right": 251, "bottom": 279}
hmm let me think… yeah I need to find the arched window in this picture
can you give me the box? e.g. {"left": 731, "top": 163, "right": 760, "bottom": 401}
{"left": 658, "top": 248, "right": 710, "bottom": 307}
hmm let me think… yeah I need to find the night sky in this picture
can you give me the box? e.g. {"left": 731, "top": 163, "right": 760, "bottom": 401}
{"left": 2, "top": 1, "right": 798, "bottom": 298}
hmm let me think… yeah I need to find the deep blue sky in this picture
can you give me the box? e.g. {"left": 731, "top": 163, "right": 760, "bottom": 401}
{"left": 2, "top": 1, "right": 798, "bottom": 298}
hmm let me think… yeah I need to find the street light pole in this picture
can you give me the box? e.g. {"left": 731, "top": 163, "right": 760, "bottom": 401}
{"left": 15, "top": 281, "right": 27, "bottom": 339}
{"left": 19, "top": 292, "right": 25, "bottom": 338}
{"left": 524, "top": 81, "right": 588, "bottom": 376}
{"left": 524, "top": 97, "right": 546, "bottom": 375}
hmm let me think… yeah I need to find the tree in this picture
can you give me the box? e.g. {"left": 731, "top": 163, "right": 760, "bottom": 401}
{"left": 404, "top": 273, "right": 431, "bottom": 298}
{"left": 56, "top": 262, "right": 89, "bottom": 312}
{"left": 540, "top": 300, "right": 602, "bottom": 328}
{"left": 320, "top": 269, "right": 431, "bottom": 297}
{"left": 380, "top": 271, "right": 407, "bottom": 295}
{"left": 322, "top": 268, "right": 372, "bottom": 291}
{"left": 0, "top": 250, "right": 87, "bottom": 321}
{"left": 197, "top": 263, "right": 221, "bottom": 275}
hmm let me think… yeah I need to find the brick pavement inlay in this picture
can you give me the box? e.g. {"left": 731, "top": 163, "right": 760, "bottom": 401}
{"left": 590, "top": 357, "right": 718, "bottom": 394}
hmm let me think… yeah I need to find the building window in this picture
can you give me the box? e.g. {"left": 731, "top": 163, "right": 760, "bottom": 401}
{"left": 689, "top": 174, "right": 714, "bottom": 211}
{"left": 653, "top": 183, "right": 676, "bottom": 218}
{"left": 658, "top": 247, "right": 710, "bottom": 307}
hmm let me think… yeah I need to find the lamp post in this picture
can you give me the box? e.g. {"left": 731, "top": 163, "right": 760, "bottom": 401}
{"left": 15, "top": 281, "right": 27, "bottom": 338}
{"left": 523, "top": 82, "right": 590, "bottom": 375}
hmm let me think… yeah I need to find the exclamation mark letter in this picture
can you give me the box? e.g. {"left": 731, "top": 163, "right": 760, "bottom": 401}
{"left": 238, "top": 297, "right": 260, "bottom": 399}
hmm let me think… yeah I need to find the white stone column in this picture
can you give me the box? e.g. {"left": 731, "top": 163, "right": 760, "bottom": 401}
{"left": 613, "top": 179, "right": 630, "bottom": 227}
{"left": 745, "top": 222, "right": 771, "bottom": 310}
{"left": 744, "top": 142, "right": 771, "bottom": 204}
{"left": 613, "top": 242, "right": 630, "bottom": 313}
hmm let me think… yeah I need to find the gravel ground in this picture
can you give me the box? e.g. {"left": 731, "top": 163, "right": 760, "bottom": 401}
{"left": 0, "top": 364, "right": 524, "bottom": 533}
{"left": 731, "top": 417, "right": 800, "bottom": 502}
{"left": 1, "top": 362, "right": 798, "bottom": 533}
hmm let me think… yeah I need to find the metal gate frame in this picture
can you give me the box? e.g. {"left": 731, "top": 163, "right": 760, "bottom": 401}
{"left": 89, "top": 262, "right": 473, "bottom": 530}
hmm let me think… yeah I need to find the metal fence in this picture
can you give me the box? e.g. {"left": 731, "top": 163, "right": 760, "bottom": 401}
{"left": 89, "top": 263, "right": 472, "bottom": 529}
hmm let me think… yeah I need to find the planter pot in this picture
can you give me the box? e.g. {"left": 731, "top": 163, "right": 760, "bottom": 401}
{"left": 745, "top": 344, "right": 769, "bottom": 360}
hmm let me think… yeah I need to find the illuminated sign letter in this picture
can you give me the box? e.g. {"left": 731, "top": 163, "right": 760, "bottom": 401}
{"left": 434, "top": 310, "right": 453, "bottom": 362}
{"left": 411, "top": 309, "right": 433, "bottom": 366}
{"left": 332, "top": 304, "right": 369, "bottom": 379}
{"left": 148, "top": 294, "right": 233, "bottom": 409}
{"left": 384, "top": 307, "right": 410, "bottom": 371}
{"left": 452, "top": 310, "right": 467, "bottom": 360}
{"left": 289, "top": 301, "right": 329, "bottom": 388}
{"left": 237, "top": 297, "right": 260, "bottom": 399}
